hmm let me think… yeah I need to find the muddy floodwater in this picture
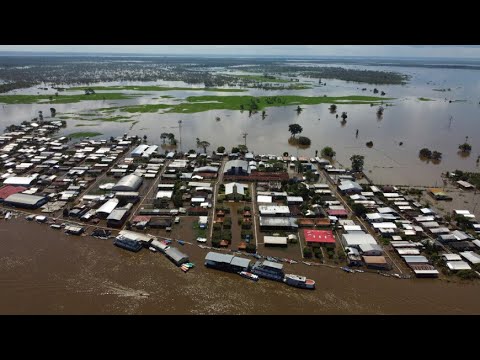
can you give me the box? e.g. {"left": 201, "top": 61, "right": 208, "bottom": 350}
{"left": 1, "top": 219, "right": 479, "bottom": 314}
{"left": 1, "top": 64, "right": 480, "bottom": 186}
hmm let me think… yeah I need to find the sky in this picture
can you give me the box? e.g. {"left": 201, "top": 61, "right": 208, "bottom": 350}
{"left": 0, "top": 45, "right": 479, "bottom": 58}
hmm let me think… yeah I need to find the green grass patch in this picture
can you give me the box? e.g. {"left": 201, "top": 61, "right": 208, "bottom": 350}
{"left": 0, "top": 93, "right": 141, "bottom": 104}
{"left": 71, "top": 115, "right": 134, "bottom": 123}
{"left": 75, "top": 124, "right": 101, "bottom": 127}
{"left": 234, "top": 75, "right": 290, "bottom": 83}
{"left": 68, "top": 132, "right": 103, "bottom": 138}
{"left": 418, "top": 97, "right": 434, "bottom": 101}
{"left": 111, "top": 95, "right": 392, "bottom": 114}
{"left": 67, "top": 86, "right": 246, "bottom": 92}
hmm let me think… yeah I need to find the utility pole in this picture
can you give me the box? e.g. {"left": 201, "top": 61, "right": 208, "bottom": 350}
{"left": 178, "top": 120, "right": 182, "bottom": 154}
{"left": 242, "top": 132, "right": 248, "bottom": 147}
{"left": 449, "top": 115, "right": 453, "bottom": 128}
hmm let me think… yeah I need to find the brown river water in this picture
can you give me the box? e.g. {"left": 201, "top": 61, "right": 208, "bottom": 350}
{"left": 1, "top": 219, "right": 479, "bottom": 314}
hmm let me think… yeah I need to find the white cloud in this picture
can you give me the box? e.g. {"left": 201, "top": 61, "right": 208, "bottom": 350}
{"left": 0, "top": 45, "right": 480, "bottom": 58}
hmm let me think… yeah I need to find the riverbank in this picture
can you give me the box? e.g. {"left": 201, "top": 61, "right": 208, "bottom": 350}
{"left": 1, "top": 218, "right": 479, "bottom": 314}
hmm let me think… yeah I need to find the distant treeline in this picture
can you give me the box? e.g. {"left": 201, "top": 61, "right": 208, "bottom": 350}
{"left": 0, "top": 56, "right": 408, "bottom": 92}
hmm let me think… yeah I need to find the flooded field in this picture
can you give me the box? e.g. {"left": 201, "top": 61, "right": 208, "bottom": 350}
{"left": 1, "top": 218, "right": 480, "bottom": 314}
{"left": 1, "top": 64, "right": 480, "bottom": 186}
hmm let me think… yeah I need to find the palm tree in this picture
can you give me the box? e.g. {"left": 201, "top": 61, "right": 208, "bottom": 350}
{"left": 160, "top": 133, "right": 168, "bottom": 144}
{"left": 167, "top": 133, "right": 175, "bottom": 144}
{"left": 196, "top": 138, "right": 210, "bottom": 153}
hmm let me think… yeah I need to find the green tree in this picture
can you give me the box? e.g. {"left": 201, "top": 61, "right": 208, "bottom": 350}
{"left": 321, "top": 146, "right": 336, "bottom": 158}
{"left": 431, "top": 151, "right": 442, "bottom": 160}
{"left": 297, "top": 136, "right": 311, "bottom": 146}
{"left": 196, "top": 138, "right": 210, "bottom": 153}
{"left": 143, "top": 135, "right": 147, "bottom": 143}
{"left": 350, "top": 154, "right": 365, "bottom": 172}
{"left": 237, "top": 144, "right": 248, "bottom": 154}
{"left": 217, "top": 146, "right": 225, "bottom": 153}
{"left": 329, "top": 104, "right": 337, "bottom": 113}
{"left": 167, "top": 133, "right": 175, "bottom": 144}
{"left": 352, "top": 203, "right": 367, "bottom": 217}
{"left": 419, "top": 148, "right": 432, "bottom": 158}
{"left": 231, "top": 147, "right": 240, "bottom": 153}
{"left": 160, "top": 133, "right": 168, "bottom": 144}
{"left": 303, "top": 246, "right": 313, "bottom": 258}
{"left": 341, "top": 112, "right": 348, "bottom": 120}
{"left": 288, "top": 124, "right": 303, "bottom": 137}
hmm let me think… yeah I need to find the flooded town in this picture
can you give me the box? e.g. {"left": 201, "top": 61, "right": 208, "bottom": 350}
{"left": 1, "top": 46, "right": 480, "bottom": 314}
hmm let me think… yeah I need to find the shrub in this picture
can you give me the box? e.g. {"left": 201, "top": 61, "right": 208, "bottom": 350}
{"left": 327, "top": 249, "right": 335, "bottom": 259}
{"left": 303, "top": 247, "right": 313, "bottom": 258}
{"left": 352, "top": 203, "right": 367, "bottom": 217}
{"left": 211, "top": 238, "right": 221, "bottom": 248}
{"left": 314, "top": 248, "right": 323, "bottom": 260}
{"left": 213, "top": 223, "right": 222, "bottom": 230}
{"left": 457, "top": 270, "right": 477, "bottom": 280}
{"left": 246, "top": 243, "right": 257, "bottom": 253}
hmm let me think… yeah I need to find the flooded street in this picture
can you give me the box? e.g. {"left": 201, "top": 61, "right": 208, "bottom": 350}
{"left": 1, "top": 219, "right": 480, "bottom": 314}
{"left": 2, "top": 65, "right": 479, "bottom": 186}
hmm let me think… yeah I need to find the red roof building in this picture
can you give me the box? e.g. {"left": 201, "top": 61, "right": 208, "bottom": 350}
{"left": 304, "top": 229, "right": 336, "bottom": 246}
{"left": 0, "top": 185, "right": 27, "bottom": 200}
{"left": 327, "top": 209, "right": 348, "bottom": 217}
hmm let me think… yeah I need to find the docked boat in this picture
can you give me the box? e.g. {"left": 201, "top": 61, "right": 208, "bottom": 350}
{"left": 177, "top": 240, "right": 185, "bottom": 246}
{"left": 114, "top": 237, "right": 143, "bottom": 252}
{"left": 302, "top": 261, "right": 312, "bottom": 266}
{"left": 355, "top": 269, "right": 365, "bottom": 273}
{"left": 148, "top": 246, "right": 157, "bottom": 253}
{"left": 251, "top": 260, "right": 285, "bottom": 282}
{"left": 239, "top": 271, "right": 259, "bottom": 282}
{"left": 253, "top": 254, "right": 262, "bottom": 259}
{"left": 284, "top": 274, "right": 315, "bottom": 290}
{"left": 266, "top": 256, "right": 279, "bottom": 263}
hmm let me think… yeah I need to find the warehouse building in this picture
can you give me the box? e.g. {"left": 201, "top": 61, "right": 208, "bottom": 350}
{"left": 165, "top": 247, "right": 189, "bottom": 266}
{"left": 112, "top": 174, "right": 143, "bottom": 192}
{"left": 3, "top": 193, "right": 48, "bottom": 209}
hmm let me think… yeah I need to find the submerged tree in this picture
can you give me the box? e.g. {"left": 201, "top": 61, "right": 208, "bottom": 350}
{"left": 50, "top": 107, "right": 56, "bottom": 117}
{"left": 288, "top": 123, "right": 303, "bottom": 138}
{"left": 160, "top": 133, "right": 168, "bottom": 144}
{"left": 321, "top": 146, "right": 336, "bottom": 158}
{"left": 350, "top": 154, "right": 365, "bottom": 172}
{"left": 419, "top": 148, "right": 432, "bottom": 158}
{"left": 196, "top": 137, "right": 210, "bottom": 153}
{"left": 329, "top": 104, "right": 337, "bottom": 113}
{"left": 366, "top": 141, "right": 374, "bottom": 148}
{"left": 341, "top": 112, "right": 348, "bottom": 121}
{"left": 431, "top": 151, "right": 442, "bottom": 160}
{"left": 296, "top": 105, "right": 303, "bottom": 115}
{"left": 459, "top": 136, "right": 472, "bottom": 153}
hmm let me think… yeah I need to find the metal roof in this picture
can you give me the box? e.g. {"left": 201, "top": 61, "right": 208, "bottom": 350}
{"left": 262, "top": 260, "right": 283, "bottom": 270}
{"left": 96, "top": 198, "right": 119, "bottom": 214}
{"left": 264, "top": 236, "right": 288, "bottom": 245}
{"left": 112, "top": 174, "right": 143, "bottom": 192}
{"left": 230, "top": 256, "right": 251, "bottom": 268}
{"left": 205, "top": 252, "right": 234, "bottom": 263}
{"left": 402, "top": 255, "right": 429, "bottom": 264}
{"left": 446, "top": 261, "right": 471, "bottom": 271}
{"left": 225, "top": 182, "right": 247, "bottom": 196}
{"left": 165, "top": 247, "right": 189, "bottom": 263}
{"left": 459, "top": 251, "right": 480, "bottom": 264}
{"left": 4, "top": 193, "right": 47, "bottom": 206}
{"left": 107, "top": 209, "right": 129, "bottom": 221}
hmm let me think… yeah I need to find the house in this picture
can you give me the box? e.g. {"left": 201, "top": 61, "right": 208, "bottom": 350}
{"left": 165, "top": 247, "right": 189, "bottom": 266}
{"left": 457, "top": 180, "right": 474, "bottom": 190}
{"left": 287, "top": 196, "right": 303, "bottom": 205}
{"left": 362, "top": 256, "right": 390, "bottom": 270}
{"left": 258, "top": 205, "right": 290, "bottom": 216}
{"left": 338, "top": 180, "right": 363, "bottom": 194}
{"left": 224, "top": 160, "right": 250, "bottom": 176}
{"left": 304, "top": 229, "right": 336, "bottom": 247}
{"left": 263, "top": 236, "right": 288, "bottom": 247}
{"left": 358, "top": 243, "right": 383, "bottom": 256}
{"left": 225, "top": 182, "right": 248, "bottom": 200}
{"left": 0, "top": 185, "right": 27, "bottom": 200}
{"left": 3, "top": 175, "right": 37, "bottom": 187}
{"left": 3, "top": 193, "right": 48, "bottom": 209}
{"left": 341, "top": 232, "right": 377, "bottom": 248}
{"left": 96, "top": 198, "right": 119, "bottom": 218}
{"left": 204, "top": 252, "right": 251, "bottom": 273}
{"left": 259, "top": 217, "right": 297, "bottom": 230}
{"left": 106, "top": 208, "right": 130, "bottom": 228}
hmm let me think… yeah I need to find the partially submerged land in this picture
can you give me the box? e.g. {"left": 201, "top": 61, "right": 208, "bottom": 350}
{"left": 1, "top": 117, "right": 480, "bottom": 295}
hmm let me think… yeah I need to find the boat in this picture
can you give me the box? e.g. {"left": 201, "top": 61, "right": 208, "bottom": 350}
{"left": 266, "top": 256, "right": 279, "bottom": 263}
{"left": 355, "top": 269, "right": 365, "bottom": 273}
{"left": 253, "top": 254, "right": 262, "bottom": 259}
{"left": 239, "top": 271, "right": 259, "bottom": 282}
{"left": 114, "top": 237, "right": 143, "bottom": 252}
{"left": 341, "top": 266, "right": 355, "bottom": 273}
{"left": 302, "top": 261, "right": 312, "bottom": 266}
{"left": 181, "top": 265, "right": 189, "bottom": 272}
{"left": 197, "top": 237, "right": 207, "bottom": 243}
{"left": 148, "top": 246, "right": 157, "bottom": 253}
{"left": 5, "top": 212, "right": 11, "bottom": 220}
{"left": 284, "top": 274, "right": 315, "bottom": 290}
{"left": 251, "top": 260, "right": 285, "bottom": 282}
{"left": 393, "top": 273, "right": 401, "bottom": 278}
{"left": 177, "top": 240, "right": 185, "bottom": 246}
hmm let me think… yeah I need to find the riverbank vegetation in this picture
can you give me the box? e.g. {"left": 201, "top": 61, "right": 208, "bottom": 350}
{"left": 105, "top": 95, "right": 392, "bottom": 115}
{"left": 0, "top": 93, "right": 140, "bottom": 104}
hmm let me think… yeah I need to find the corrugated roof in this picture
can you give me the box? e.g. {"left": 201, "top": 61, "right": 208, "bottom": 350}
{"left": 4, "top": 193, "right": 47, "bottom": 206}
